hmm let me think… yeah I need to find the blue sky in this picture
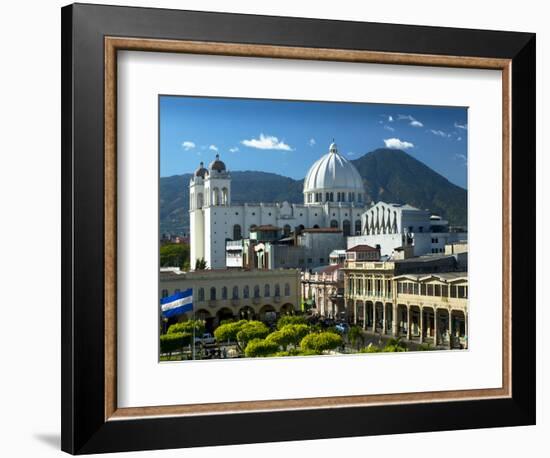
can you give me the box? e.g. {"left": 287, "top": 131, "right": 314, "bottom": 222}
{"left": 160, "top": 96, "right": 468, "bottom": 189}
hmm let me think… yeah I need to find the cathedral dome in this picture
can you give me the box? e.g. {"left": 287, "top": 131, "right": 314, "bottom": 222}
{"left": 194, "top": 161, "right": 208, "bottom": 178}
{"left": 208, "top": 154, "right": 226, "bottom": 172}
{"left": 303, "top": 141, "right": 364, "bottom": 204}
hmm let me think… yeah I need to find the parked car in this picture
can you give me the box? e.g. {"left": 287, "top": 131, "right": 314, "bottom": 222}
{"left": 194, "top": 333, "right": 216, "bottom": 345}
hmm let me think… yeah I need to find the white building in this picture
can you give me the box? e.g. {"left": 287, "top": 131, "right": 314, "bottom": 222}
{"left": 347, "top": 201, "right": 467, "bottom": 257}
{"left": 190, "top": 142, "right": 367, "bottom": 269}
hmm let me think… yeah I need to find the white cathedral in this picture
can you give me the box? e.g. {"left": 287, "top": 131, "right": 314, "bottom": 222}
{"left": 189, "top": 142, "right": 367, "bottom": 269}
{"left": 189, "top": 141, "right": 467, "bottom": 270}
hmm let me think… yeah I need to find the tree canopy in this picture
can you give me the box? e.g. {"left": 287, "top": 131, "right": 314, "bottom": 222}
{"left": 244, "top": 338, "right": 279, "bottom": 358}
{"left": 160, "top": 243, "right": 190, "bottom": 270}
{"left": 160, "top": 332, "right": 192, "bottom": 354}
{"left": 266, "top": 324, "right": 309, "bottom": 351}
{"left": 213, "top": 320, "right": 248, "bottom": 343}
{"left": 236, "top": 321, "right": 270, "bottom": 349}
{"left": 300, "top": 332, "right": 343, "bottom": 354}
{"left": 167, "top": 319, "right": 205, "bottom": 336}
{"left": 276, "top": 315, "right": 307, "bottom": 330}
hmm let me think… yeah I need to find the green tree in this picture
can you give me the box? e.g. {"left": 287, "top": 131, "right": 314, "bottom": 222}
{"left": 266, "top": 324, "right": 309, "bottom": 351}
{"left": 195, "top": 258, "right": 207, "bottom": 270}
{"left": 213, "top": 320, "right": 247, "bottom": 343}
{"left": 244, "top": 338, "right": 279, "bottom": 357}
{"left": 276, "top": 315, "right": 307, "bottom": 330}
{"left": 236, "top": 321, "right": 270, "bottom": 349}
{"left": 160, "top": 332, "right": 192, "bottom": 356}
{"left": 359, "top": 343, "right": 382, "bottom": 353}
{"left": 383, "top": 337, "right": 408, "bottom": 352}
{"left": 160, "top": 243, "right": 190, "bottom": 270}
{"left": 300, "top": 332, "right": 343, "bottom": 355}
{"left": 167, "top": 319, "right": 205, "bottom": 336}
{"left": 348, "top": 325, "right": 365, "bottom": 350}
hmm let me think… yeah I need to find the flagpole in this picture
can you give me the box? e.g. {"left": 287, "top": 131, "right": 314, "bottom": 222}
{"left": 192, "top": 306, "right": 196, "bottom": 361}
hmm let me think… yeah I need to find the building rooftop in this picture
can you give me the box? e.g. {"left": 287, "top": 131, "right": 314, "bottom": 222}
{"left": 346, "top": 244, "right": 379, "bottom": 252}
{"left": 301, "top": 227, "right": 342, "bottom": 233}
{"left": 393, "top": 254, "right": 456, "bottom": 264}
{"left": 320, "top": 264, "right": 343, "bottom": 274}
{"left": 393, "top": 272, "right": 468, "bottom": 282}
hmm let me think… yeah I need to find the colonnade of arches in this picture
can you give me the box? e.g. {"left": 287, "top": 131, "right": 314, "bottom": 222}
{"left": 183, "top": 302, "right": 297, "bottom": 331}
{"left": 348, "top": 300, "right": 467, "bottom": 348}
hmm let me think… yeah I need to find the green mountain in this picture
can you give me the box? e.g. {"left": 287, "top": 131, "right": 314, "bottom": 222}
{"left": 160, "top": 149, "right": 467, "bottom": 235}
{"left": 351, "top": 148, "right": 467, "bottom": 227}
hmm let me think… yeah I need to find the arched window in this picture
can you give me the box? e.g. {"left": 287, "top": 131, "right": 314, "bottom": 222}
{"left": 254, "top": 285, "right": 260, "bottom": 298}
{"left": 313, "top": 224, "right": 320, "bottom": 229}
{"left": 283, "top": 224, "right": 291, "bottom": 236}
{"left": 341, "top": 193, "right": 346, "bottom": 202}
{"left": 330, "top": 192, "right": 334, "bottom": 202}
{"left": 233, "top": 224, "right": 242, "bottom": 240}
{"left": 330, "top": 219, "right": 338, "bottom": 228}
{"left": 243, "top": 285, "right": 250, "bottom": 299}
{"left": 222, "top": 286, "right": 228, "bottom": 300}
{"left": 198, "top": 288, "right": 205, "bottom": 301}
{"left": 343, "top": 220, "right": 351, "bottom": 236}
{"left": 284, "top": 283, "right": 291, "bottom": 296}
{"left": 274, "top": 284, "right": 281, "bottom": 297}
{"left": 264, "top": 284, "right": 270, "bottom": 297}
{"left": 357, "top": 193, "right": 362, "bottom": 202}
{"left": 232, "top": 286, "right": 239, "bottom": 299}
{"left": 355, "top": 220, "right": 362, "bottom": 235}
{"left": 210, "top": 287, "right": 216, "bottom": 300}
{"left": 196, "top": 192, "right": 204, "bottom": 209}
{"left": 325, "top": 192, "right": 330, "bottom": 202}
{"left": 222, "top": 187, "right": 229, "bottom": 205}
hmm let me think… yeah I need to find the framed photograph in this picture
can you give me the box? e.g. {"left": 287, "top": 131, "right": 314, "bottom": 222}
{"left": 61, "top": 3, "right": 536, "bottom": 454}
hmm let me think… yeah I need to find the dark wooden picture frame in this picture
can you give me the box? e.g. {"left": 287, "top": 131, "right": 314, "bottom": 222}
{"left": 61, "top": 3, "right": 536, "bottom": 454}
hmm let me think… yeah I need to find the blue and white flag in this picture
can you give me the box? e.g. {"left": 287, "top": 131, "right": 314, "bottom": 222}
{"left": 160, "top": 288, "right": 193, "bottom": 318}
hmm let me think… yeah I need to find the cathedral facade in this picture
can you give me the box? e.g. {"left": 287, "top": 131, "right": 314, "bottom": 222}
{"left": 189, "top": 142, "right": 367, "bottom": 269}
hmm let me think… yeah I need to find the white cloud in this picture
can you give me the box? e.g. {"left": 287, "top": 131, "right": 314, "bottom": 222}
{"left": 455, "top": 153, "right": 467, "bottom": 165}
{"left": 383, "top": 125, "right": 395, "bottom": 132}
{"left": 241, "top": 133, "right": 293, "bottom": 151}
{"left": 429, "top": 129, "right": 451, "bottom": 138}
{"left": 384, "top": 138, "right": 414, "bottom": 150}
{"left": 398, "top": 114, "right": 423, "bottom": 127}
{"left": 209, "top": 145, "right": 218, "bottom": 152}
{"left": 308, "top": 138, "right": 316, "bottom": 146}
{"left": 457, "top": 136, "right": 462, "bottom": 141}
{"left": 181, "top": 141, "right": 196, "bottom": 150}
{"left": 229, "top": 147, "right": 239, "bottom": 153}
{"left": 388, "top": 115, "right": 394, "bottom": 122}
{"left": 347, "top": 152, "right": 356, "bottom": 156}
{"left": 454, "top": 122, "right": 468, "bottom": 130}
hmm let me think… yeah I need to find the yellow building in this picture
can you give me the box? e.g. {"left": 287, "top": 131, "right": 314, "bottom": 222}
{"left": 160, "top": 268, "right": 301, "bottom": 329}
{"left": 344, "top": 255, "right": 468, "bottom": 349}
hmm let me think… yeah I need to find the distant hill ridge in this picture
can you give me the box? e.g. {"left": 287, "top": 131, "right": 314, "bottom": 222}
{"left": 160, "top": 148, "right": 467, "bottom": 235}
